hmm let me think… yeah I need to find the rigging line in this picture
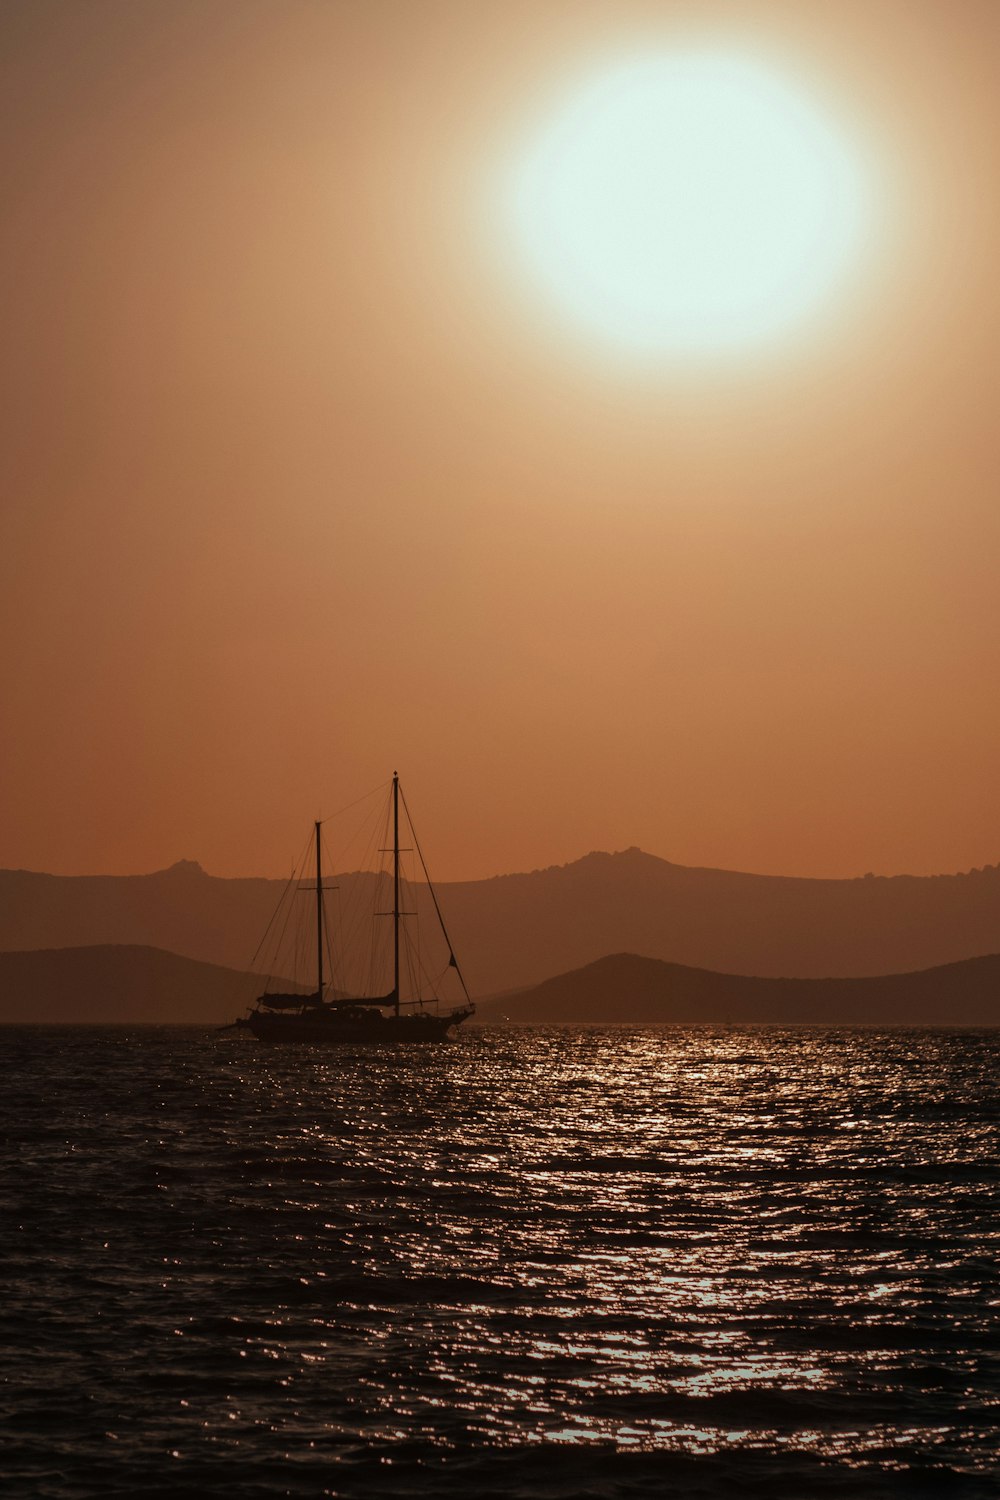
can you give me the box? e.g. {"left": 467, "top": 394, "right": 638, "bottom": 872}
{"left": 248, "top": 872, "right": 296, "bottom": 975}
{"left": 333, "top": 813, "right": 378, "bottom": 963}
{"left": 412, "top": 868, "right": 421, "bottom": 1002}
{"left": 270, "top": 839, "right": 312, "bottom": 989}
{"left": 329, "top": 798, "right": 389, "bottom": 909}
{"left": 403, "top": 888, "right": 421, "bottom": 999}
{"left": 368, "top": 792, "right": 393, "bottom": 995}
{"left": 332, "top": 872, "right": 370, "bottom": 997}
{"left": 323, "top": 883, "right": 337, "bottom": 997}
{"left": 407, "top": 936, "right": 448, "bottom": 1005}
{"left": 335, "top": 802, "right": 383, "bottom": 887}
{"left": 318, "top": 779, "right": 392, "bottom": 828}
{"left": 248, "top": 826, "right": 313, "bottom": 976}
{"left": 399, "top": 866, "right": 438, "bottom": 1005}
{"left": 322, "top": 792, "right": 388, "bottom": 996}
{"left": 398, "top": 783, "right": 473, "bottom": 1006}
{"left": 343, "top": 875, "right": 377, "bottom": 991}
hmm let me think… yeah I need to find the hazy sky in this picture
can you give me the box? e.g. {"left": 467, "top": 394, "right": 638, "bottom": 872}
{"left": 2, "top": 0, "right": 998, "bottom": 881}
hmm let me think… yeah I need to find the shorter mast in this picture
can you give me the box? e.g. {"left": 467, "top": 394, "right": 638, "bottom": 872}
{"left": 315, "top": 819, "right": 324, "bottom": 1002}
{"left": 392, "top": 772, "right": 400, "bottom": 1018}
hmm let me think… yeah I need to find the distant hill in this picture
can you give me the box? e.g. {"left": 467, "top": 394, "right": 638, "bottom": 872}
{"left": 476, "top": 951, "right": 1000, "bottom": 1026}
{"left": 3, "top": 945, "right": 998, "bottom": 1027}
{"left": 0, "top": 862, "right": 285, "bottom": 974}
{"left": 0, "top": 945, "right": 299, "bottom": 1024}
{"left": 450, "top": 849, "right": 1000, "bottom": 995}
{"left": 2, "top": 848, "right": 1000, "bottom": 997}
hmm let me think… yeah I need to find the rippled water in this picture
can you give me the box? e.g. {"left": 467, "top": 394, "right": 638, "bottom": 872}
{"left": 2, "top": 1025, "right": 998, "bottom": 1498}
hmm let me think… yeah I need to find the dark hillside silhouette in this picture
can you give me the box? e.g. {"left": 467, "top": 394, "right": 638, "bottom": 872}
{"left": 4, "top": 944, "right": 997, "bottom": 1027}
{"left": 476, "top": 951, "right": 1000, "bottom": 1026}
{"left": 445, "top": 849, "right": 1000, "bottom": 994}
{"left": 2, "top": 848, "right": 1000, "bottom": 997}
{"left": 0, "top": 945, "right": 304, "bottom": 1024}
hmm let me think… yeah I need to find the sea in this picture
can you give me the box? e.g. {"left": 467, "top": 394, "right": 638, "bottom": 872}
{"left": 2, "top": 1025, "right": 998, "bottom": 1499}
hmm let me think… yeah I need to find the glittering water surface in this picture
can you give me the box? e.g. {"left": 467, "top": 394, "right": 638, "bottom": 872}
{"left": 2, "top": 1026, "right": 998, "bottom": 1498}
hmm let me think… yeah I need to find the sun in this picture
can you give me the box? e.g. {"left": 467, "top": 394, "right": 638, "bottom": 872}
{"left": 506, "top": 50, "right": 872, "bottom": 361}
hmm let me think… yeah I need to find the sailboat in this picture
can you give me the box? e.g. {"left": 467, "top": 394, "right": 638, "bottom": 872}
{"left": 230, "top": 774, "right": 475, "bottom": 1043}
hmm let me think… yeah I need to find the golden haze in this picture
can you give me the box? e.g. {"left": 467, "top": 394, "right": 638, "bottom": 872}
{"left": 1, "top": 0, "right": 998, "bottom": 881}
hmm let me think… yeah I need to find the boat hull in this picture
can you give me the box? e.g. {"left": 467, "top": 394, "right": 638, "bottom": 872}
{"left": 237, "top": 1006, "right": 470, "bottom": 1045}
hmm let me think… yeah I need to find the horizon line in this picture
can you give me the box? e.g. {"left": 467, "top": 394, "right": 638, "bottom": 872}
{"left": 2, "top": 845, "right": 998, "bottom": 887}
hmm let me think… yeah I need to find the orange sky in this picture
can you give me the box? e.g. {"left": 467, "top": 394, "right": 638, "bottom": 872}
{"left": 1, "top": 0, "right": 999, "bottom": 882}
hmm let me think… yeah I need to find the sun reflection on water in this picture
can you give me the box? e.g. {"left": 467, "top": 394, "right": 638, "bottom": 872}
{"left": 3, "top": 1025, "right": 998, "bottom": 1493}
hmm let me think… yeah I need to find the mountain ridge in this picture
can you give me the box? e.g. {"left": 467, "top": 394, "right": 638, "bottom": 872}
{"left": 7, "top": 843, "right": 997, "bottom": 884}
{"left": 2, "top": 848, "right": 1000, "bottom": 995}
{"left": 476, "top": 950, "right": 1000, "bottom": 1026}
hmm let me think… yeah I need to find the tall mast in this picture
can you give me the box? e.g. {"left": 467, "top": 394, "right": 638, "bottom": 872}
{"left": 315, "top": 819, "right": 324, "bottom": 1002}
{"left": 392, "top": 772, "right": 400, "bottom": 1017}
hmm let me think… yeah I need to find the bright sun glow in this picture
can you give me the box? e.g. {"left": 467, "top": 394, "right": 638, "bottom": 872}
{"left": 507, "top": 51, "right": 871, "bottom": 361}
